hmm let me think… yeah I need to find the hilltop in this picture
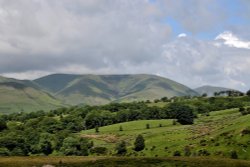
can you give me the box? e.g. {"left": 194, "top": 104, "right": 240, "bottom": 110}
{"left": 34, "top": 74, "right": 198, "bottom": 105}
{"left": 194, "top": 85, "right": 238, "bottom": 96}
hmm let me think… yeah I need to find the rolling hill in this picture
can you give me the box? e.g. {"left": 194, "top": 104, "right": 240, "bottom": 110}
{"left": 80, "top": 108, "right": 250, "bottom": 159}
{"left": 34, "top": 74, "right": 199, "bottom": 105}
{"left": 0, "top": 76, "right": 65, "bottom": 114}
{"left": 194, "top": 85, "right": 236, "bottom": 96}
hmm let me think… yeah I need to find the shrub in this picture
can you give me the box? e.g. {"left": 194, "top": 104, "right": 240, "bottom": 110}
{"left": 146, "top": 124, "right": 150, "bottom": 129}
{"left": 241, "top": 127, "right": 250, "bottom": 135}
{"left": 119, "top": 126, "right": 123, "bottom": 131}
{"left": 0, "top": 147, "right": 10, "bottom": 156}
{"left": 198, "top": 149, "right": 210, "bottom": 156}
{"left": 239, "top": 107, "right": 245, "bottom": 112}
{"left": 116, "top": 141, "right": 127, "bottom": 155}
{"left": 90, "top": 147, "right": 108, "bottom": 155}
{"left": 184, "top": 146, "right": 191, "bottom": 156}
{"left": 173, "top": 150, "right": 181, "bottom": 156}
{"left": 95, "top": 126, "right": 99, "bottom": 133}
{"left": 230, "top": 150, "right": 238, "bottom": 159}
{"left": 150, "top": 146, "right": 156, "bottom": 151}
{"left": 200, "top": 139, "right": 207, "bottom": 146}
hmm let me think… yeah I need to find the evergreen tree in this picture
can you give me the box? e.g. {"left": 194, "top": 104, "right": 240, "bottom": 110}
{"left": 134, "top": 134, "right": 145, "bottom": 151}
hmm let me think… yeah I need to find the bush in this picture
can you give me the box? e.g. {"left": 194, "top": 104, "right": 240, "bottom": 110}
{"left": 184, "top": 146, "right": 191, "bottom": 156}
{"left": 198, "top": 149, "right": 210, "bottom": 156}
{"left": 146, "top": 124, "right": 150, "bottom": 129}
{"left": 241, "top": 127, "right": 250, "bottom": 135}
{"left": 90, "top": 147, "right": 108, "bottom": 155}
{"left": 200, "top": 139, "right": 207, "bottom": 146}
{"left": 173, "top": 150, "right": 181, "bottom": 156}
{"left": 10, "top": 147, "right": 25, "bottom": 156}
{"left": 0, "top": 147, "right": 10, "bottom": 156}
{"left": 230, "top": 150, "right": 238, "bottom": 159}
{"left": 95, "top": 126, "right": 99, "bottom": 133}
{"left": 0, "top": 120, "right": 7, "bottom": 131}
{"left": 116, "top": 141, "right": 127, "bottom": 155}
{"left": 239, "top": 107, "right": 245, "bottom": 112}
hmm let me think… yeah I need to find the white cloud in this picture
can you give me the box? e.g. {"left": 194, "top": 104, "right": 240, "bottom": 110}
{"left": 215, "top": 31, "right": 250, "bottom": 49}
{"left": 177, "top": 33, "right": 187, "bottom": 38}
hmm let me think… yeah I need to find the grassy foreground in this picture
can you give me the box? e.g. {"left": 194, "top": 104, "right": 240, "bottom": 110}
{"left": 1, "top": 156, "right": 250, "bottom": 167}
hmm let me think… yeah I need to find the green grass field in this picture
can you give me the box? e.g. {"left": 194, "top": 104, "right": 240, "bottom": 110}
{"left": 79, "top": 108, "right": 250, "bottom": 159}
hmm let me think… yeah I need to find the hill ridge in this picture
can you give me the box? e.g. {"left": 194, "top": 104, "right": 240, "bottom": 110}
{"left": 34, "top": 73, "right": 199, "bottom": 105}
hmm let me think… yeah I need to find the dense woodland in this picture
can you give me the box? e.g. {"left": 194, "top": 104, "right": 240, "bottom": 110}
{"left": 0, "top": 93, "right": 250, "bottom": 156}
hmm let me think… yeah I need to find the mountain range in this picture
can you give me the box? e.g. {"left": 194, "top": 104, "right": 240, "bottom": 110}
{"left": 0, "top": 74, "right": 238, "bottom": 113}
{"left": 34, "top": 74, "right": 198, "bottom": 105}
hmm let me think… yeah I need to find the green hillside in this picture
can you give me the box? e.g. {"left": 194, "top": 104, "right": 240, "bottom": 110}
{"left": 34, "top": 74, "right": 199, "bottom": 105}
{"left": 80, "top": 108, "right": 250, "bottom": 159}
{"left": 0, "top": 76, "right": 65, "bottom": 114}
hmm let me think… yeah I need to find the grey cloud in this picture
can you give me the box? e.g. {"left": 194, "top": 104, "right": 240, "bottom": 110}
{"left": 0, "top": 0, "right": 249, "bottom": 91}
{"left": 0, "top": 0, "right": 169, "bottom": 72}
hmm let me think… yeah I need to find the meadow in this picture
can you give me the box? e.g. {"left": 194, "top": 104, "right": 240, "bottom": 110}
{"left": 80, "top": 108, "right": 250, "bottom": 159}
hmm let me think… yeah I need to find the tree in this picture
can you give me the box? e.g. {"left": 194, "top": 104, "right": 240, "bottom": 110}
{"left": 166, "top": 103, "right": 195, "bottom": 125}
{"left": 37, "top": 133, "right": 53, "bottom": 155}
{"left": 60, "top": 137, "right": 89, "bottom": 156}
{"left": 202, "top": 93, "right": 207, "bottom": 97}
{"left": 176, "top": 108, "right": 195, "bottom": 125}
{"left": 116, "top": 141, "right": 127, "bottom": 155}
{"left": 247, "top": 90, "right": 250, "bottom": 96}
{"left": 0, "top": 120, "right": 7, "bottom": 131}
{"left": 134, "top": 135, "right": 145, "bottom": 152}
{"left": 161, "top": 97, "right": 168, "bottom": 102}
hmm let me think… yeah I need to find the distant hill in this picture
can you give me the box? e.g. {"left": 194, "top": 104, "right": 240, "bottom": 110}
{"left": 0, "top": 76, "right": 65, "bottom": 114}
{"left": 34, "top": 74, "right": 199, "bottom": 105}
{"left": 194, "top": 85, "right": 237, "bottom": 96}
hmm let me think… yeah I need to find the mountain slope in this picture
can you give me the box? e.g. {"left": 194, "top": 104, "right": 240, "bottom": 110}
{"left": 34, "top": 74, "right": 199, "bottom": 105}
{"left": 194, "top": 85, "right": 236, "bottom": 96}
{"left": 0, "top": 76, "right": 65, "bottom": 114}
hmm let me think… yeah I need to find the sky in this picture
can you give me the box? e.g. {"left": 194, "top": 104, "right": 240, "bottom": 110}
{"left": 0, "top": 0, "right": 250, "bottom": 91}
